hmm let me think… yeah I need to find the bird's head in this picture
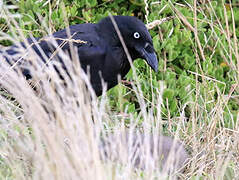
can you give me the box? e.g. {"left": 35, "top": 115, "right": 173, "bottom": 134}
{"left": 98, "top": 16, "right": 158, "bottom": 72}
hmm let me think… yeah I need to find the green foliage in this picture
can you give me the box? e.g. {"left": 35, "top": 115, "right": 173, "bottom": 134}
{"left": 0, "top": 0, "right": 238, "bottom": 127}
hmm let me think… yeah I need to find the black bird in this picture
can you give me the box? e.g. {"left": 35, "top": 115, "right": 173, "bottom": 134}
{"left": 1, "top": 16, "right": 158, "bottom": 96}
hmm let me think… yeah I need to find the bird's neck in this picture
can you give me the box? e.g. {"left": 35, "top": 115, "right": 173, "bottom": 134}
{"left": 97, "top": 19, "right": 122, "bottom": 47}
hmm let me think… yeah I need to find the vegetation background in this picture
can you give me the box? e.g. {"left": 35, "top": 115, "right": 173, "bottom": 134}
{"left": 0, "top": 0, "right": 238, "bottom": 179}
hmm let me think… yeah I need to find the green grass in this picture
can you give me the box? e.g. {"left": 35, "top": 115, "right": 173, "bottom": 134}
{"left": 0, "top": 0, "right": 239, "bottom": 179}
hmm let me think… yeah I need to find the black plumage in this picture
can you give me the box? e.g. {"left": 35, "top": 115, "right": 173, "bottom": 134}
{"left": 1, "top": 16, "right": 158, "bottom": 96}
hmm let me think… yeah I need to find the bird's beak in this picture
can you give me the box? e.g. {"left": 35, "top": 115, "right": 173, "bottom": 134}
{"left": 136, "top": 44, "right": 158, "bottom": 72}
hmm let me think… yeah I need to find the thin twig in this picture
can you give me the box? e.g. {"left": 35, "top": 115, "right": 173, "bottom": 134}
{"left": 146, "top": 16, "right": 175, "bottom": 30}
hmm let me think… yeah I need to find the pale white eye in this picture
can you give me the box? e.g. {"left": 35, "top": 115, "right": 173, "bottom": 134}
{"left": 133, "top": 32, "right": 140, "bottom": 39}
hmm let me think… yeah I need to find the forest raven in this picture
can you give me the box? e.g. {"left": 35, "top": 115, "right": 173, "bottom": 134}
{"left": 1, "top": 16, "right": 158, "bottom": 96}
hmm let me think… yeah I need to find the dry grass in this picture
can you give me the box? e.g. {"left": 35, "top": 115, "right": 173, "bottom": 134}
{"left": 0, "top": 2, "right": 239, "bottom": 180}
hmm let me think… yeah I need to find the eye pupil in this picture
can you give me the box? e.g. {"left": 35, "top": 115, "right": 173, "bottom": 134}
{"left": 134, "top": 32, "right": 140, "bottom": 39}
